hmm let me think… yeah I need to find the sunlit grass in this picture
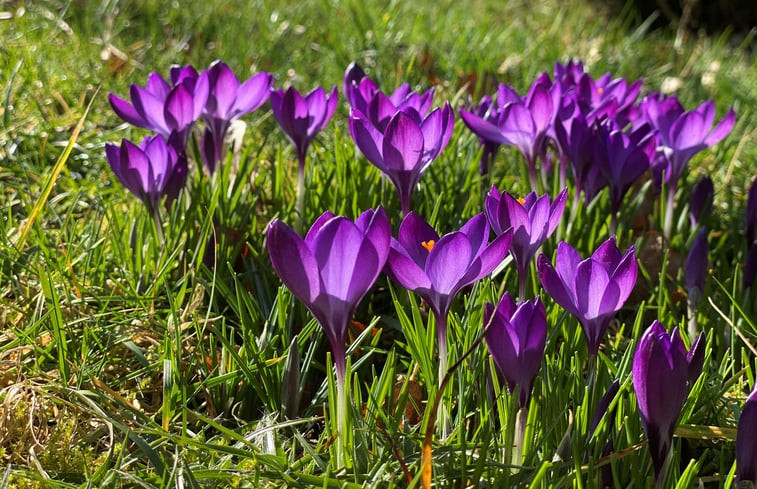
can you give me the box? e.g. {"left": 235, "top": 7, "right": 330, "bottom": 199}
{"left": 0, "top": 0, "right": 755, "bottom": 487}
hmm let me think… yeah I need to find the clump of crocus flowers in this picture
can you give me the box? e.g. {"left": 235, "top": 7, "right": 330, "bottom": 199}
{"left": 101, "top": 57, "right": 752, "bottom": 484}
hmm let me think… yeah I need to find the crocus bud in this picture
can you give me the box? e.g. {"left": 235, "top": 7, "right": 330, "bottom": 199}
{"left": 483, "top": 293, "right": 547, "bottom": 408}
{"left": 588, "top": 379, "right": 620, "bottom": 439}
{"left": 105, "top": 135, "right": 187, "bottom": 211}
{"left": 632, "top": 321, "right": 704, "bottom": 479}
{"left": 747, "top": 177, "right": 757, "bottom": 245}
{"left": 746, "top": 244, "right": 757, "bottom": 289}
{"left": 689, "top": 177, "right": 714, "bottom": 228}
{"left": 736, "top": 384, "right": 757, "bottom": 486}
{"left": 685, "top": 228, "right": 709, "bottom": 306}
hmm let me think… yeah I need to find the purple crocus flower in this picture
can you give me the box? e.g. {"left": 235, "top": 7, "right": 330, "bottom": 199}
{"left": 553, "top": 59, "right": 586, "bottom": 90}
{"left": 386, "top": 212, "right": 512, "bottom": 386}
{"left": 267, "top": 207, "right": 390, "bottom": 466}
{"left": 632, "top": 321, "right": 704, "bottom": 480}
{"left": 105, "top": 134, "right": 187, "bottom": 212}
{"left": 350, "top": 104, "right": 454, "bottom": 216}
{"left": 270, "top": 86, "right": 338, "bottom": 169}
{"left": 746, "top": 244, "right": 757, "bottom": 290}
{"left": 537, "top": 237, "right": 637, "bottom": 356}
{"left": 575, "top": 72, "right": 642, "bottom": 127}
{"left": 685, "top": 228, "right": 708, "bottom": 339}
{"left": 199, "top": 60, "right": 273, "bottom": 173}
{"left": 267, "top": 208, "right": 391, "bottom": 381}
{"left": 460, "top": 82, "right": 558, "bottom": 191}
{"left": 736, "top": 384, "right": 757, "bottom": 486}
{"left": 593, "top": 121, "right": 656, "bottom": 233}
{"left": 688, "top": 176, "right": 714, "bottom": 229}
{"left": 343, "top": 61, "right": 367, "bottom": 107}
{"left": 641, "top": 94, "right": 735, "bottom": 238}
{"left": 485, "top": 186, "right": 567, "bottom": 298}
{"left": 343, "top": 63, "right": 434, "bottom": 129}
{"left": 484, "top": 293, "right": 547, "bottom": 408}
{"left": 642, "top": 95, "right": 735, "bottom": 188}
{"left": 108, "top": 65, "right": 208, "bottom": 148}
{"left": 685, "top": 228, "right": 708, "bottom": 304}
{"left": 554, "top": 113, "right": 608, "bottom": 206}
{"left": 461, "top": 83, "right": 522, "bottom": 175}
{"left": 462, "top": 94, "right": 500, "bottom": 175}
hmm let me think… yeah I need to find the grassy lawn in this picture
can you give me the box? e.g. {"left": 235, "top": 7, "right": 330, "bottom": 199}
{"left": 1, "top": 0, "right": 755, "bottom": 487}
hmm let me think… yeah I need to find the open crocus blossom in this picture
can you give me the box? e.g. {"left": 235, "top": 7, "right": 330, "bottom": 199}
{"left": 460, "top": 82, "right": 558, "bottom": 191}
{"left": 484, "top": 293, "right": 547, "bottom": 408}
{"left": 199, "top": 60, "right": 273, "bottom": 173}
{"left": 108, "top": 65, "right": 208, "bottom": 148}
{"left": 105, "top": 134, "right": 187, "bottom": 212}
{"left": 537, "top": 237, "right": 637, "bottom": 356}
{"left": 641, "top": 94, "right": 735, "bottom": 239}
{"left": 267, "top": 208, "right": 390, "bottom": 467}
{"left": 632, "top": 321, "right": 704, "bottom": 482}
{"left": 350, "top": 105, "right": 454, "bottom": 216}
{"left": 270, "top": 85, "right": 338, "bottom": 232}
{"left": 343, "top": 62, "right": 435, "bottom": 129}
{"left": 267, "top": 208, "right": 390, "bottom": 381}
{"left": 486, "top": 186, "right": 567, "bottom": 298}
{"left": 386, "top": 212, "right": 512, "bottom": 386}
{"left": 465, "top": 94, "right": 502, "bottom": 175}
{"left": 642, "top": 95, "right": 735, "bottom": 188}
{"left": 270, "top": 86, "right": 338, "bottom": 165}
{"left": 737, "top": 384, "right": 757, "bottom": 486}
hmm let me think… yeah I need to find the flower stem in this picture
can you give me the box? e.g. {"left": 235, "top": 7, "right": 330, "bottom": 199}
{"left": 654, "top": 448, "right": 674, "bottom": 489}
{"left": 436, "top": 312, "right": 450, "bottom": 438}
{"left": 687, "top": 298, "right": 699, "bottom": 342}
{"left": 609, "top": 212, "right": 618, "bottom": 236}
{"left": 150, "top": 204, "right": 164, "bottom": 245}
{"left": 663, "top": 183, "right": 676, "bottom": 242}
{"left": 295, "top": 154, "right": 306, "bottom": 235}
{"left": 517, "top": 260, "right": 529, "bottom": 301}
{"left": 512, "top": 406, "right": 528, "bottom": 469}
{"left": 335, "top": 354, "right": 348, "bottom": 470}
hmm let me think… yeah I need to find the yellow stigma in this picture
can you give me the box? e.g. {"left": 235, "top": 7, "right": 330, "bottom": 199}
{"left": 517, "top": 197, "right": 526, "bottom": 205}
{"left": 597, "top": 87, "right": 604, "bottom": 95}
{"left": 421, "top": 240, "right": 436, "bottom": 252}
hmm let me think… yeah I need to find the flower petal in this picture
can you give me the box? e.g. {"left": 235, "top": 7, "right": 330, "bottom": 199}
{"left": 267, "top": 220, "right": 321, "bottom": 304}
{"left": 426, "top": 232, "right": 472, "bottom": 295}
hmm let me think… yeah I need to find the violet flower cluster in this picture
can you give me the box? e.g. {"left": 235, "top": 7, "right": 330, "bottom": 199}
{"left": 100, "top": 58, "right": 755, "bottom": 480}
{"left": 462, "top": 60, "right": 735, "bottom": 236}
{"left": 346, "top": 63, "right": 454, "bottom": 216}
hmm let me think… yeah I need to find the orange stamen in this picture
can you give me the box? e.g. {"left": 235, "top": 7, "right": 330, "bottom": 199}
{"left": 597, "top": 87, "right": 604, "bottom": 95}
{"left": 421, "top": 240, "right": 435, "bottom": 252}
{"left": 517, "top": 197, "right": 526, "bottom": 205}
